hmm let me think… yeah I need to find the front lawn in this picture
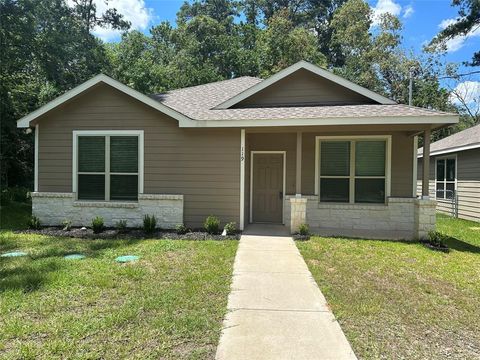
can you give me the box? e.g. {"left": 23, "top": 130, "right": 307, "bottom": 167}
{"left": 0, "top": 229, "right": 237, "bottom": 359}
{"left": 298, "top": 214, "right": 480, "bottom": 360}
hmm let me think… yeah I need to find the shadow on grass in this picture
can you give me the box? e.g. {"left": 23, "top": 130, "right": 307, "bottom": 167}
{"left": 445, "top": 237, "right": 480, "bottom": 254}
{"left": 0, "top": 259, "right": 63, "bottom": 293}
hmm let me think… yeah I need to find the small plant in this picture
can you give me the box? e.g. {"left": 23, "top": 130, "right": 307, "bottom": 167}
{"left": 28, "top": 215, "right": 41, "bottom": 230}
{"left": 116, "top": 220, "right": 128, "bottom": 233}
{"left": 204, "top": 215, "right": 220, "bottom": 235}
{"left": 91, "top": 216, "right": 104, "bottom": 234}
{"left": 143, "top": 214, "right": 157, "bottom": 234}
{"left": 224, "top": 222, "right": 237, "bottom": 235}
{"left": 298, "top": 223, "right": 310, "bottom": 236}
{"left": 175, "top": 224, "right": 188, "bottom": 235}
{"left": 62, "top": 220, "right": 72, "bottom": 231}
{"left": 425, "top": 230, "right": 449, "bottom": 251}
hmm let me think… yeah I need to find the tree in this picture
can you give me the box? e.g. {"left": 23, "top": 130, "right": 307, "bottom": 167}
{"left": 257, "top": 10, "right": 327, "bottom": 77}
{"left": 430, "top": 0, "right": 479, "bottom": 66}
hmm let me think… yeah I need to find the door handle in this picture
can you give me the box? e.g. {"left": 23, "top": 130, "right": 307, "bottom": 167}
{"left": 279, "top": 191, "right": 283, "bottom": 199}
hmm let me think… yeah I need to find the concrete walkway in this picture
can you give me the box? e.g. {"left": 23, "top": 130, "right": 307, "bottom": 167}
{"left": 215, "top": 225, "right": 357, "bottom": 360}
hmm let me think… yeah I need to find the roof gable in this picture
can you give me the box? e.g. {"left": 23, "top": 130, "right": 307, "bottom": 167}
{"left": 215, "top": 61, "right": 396, "bottom": 109}
{"left": 17, "top": 74, "right": 195, "bottom": 128}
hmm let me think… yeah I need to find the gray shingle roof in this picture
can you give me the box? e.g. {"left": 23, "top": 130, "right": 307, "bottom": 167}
{"left": 151, "top": 76, "right": 456, "bottom": 121}
{"left": 419, "top": 123, "right": 480, "bottom": 155}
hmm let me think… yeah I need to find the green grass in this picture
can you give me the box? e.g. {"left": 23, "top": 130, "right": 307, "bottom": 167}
{"left": 0, "top": 203, "right": 238, "bottom": 359}
{"left": 298, "top": 214, "right": 480, "bottom": 360}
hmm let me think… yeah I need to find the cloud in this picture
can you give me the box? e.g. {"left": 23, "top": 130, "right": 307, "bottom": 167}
{"left": 403, "top": 5, "right": 414, "bottom": 19}
{"left": 449, "top": 81, "right": 480, "bottom": 111}
{"left": 438, "top": 18, "right": 480, "bottom": 52}
{"left": 371, "top": 0, "right": 402, "bottom": 25}
{"left": 68, "top": 0, "right": 153, "bottom": 41}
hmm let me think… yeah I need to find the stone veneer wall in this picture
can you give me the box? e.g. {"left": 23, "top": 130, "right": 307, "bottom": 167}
{"left": 285, "top": 195, "right": 436, "bottom": 240}
{"left": 32, "top": 192, "right": 183, "bottom": 228}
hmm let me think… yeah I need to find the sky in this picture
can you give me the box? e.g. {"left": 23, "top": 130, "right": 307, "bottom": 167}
{"left": 87, "top": 0, "right": 480, "bottom": 110}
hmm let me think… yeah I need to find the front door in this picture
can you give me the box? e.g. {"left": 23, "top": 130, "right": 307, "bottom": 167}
{"left": 252, "top": 153, "right": 284, "bottom": 223}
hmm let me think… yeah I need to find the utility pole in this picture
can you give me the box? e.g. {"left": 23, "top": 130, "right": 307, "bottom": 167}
{"left": 408, "top": 67, "right": 414, "bottom": 106}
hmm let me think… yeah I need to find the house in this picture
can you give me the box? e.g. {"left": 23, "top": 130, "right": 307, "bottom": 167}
{"left": 417, "top": 124, "right": 480, "bottom": 222}
{"left": 17, "top": 61, "right": 458, "bottom": 239}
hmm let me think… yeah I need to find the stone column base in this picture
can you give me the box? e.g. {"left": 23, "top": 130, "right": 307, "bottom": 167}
{"left": 414, "top": 198, "right": 436, "bottom": 239}
{"left": 290, "top": 197, "right": 307, "bottom": 234}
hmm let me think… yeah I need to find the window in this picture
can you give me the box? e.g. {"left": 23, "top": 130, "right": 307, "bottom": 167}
{"left": 74, "top": 131, "right": 143, "bottom": 201}
{"left": 317, "top": 137, "right": 389, "bottom": 204}
{"left": 435, "top": 157, "right": 456, "bottom": 199}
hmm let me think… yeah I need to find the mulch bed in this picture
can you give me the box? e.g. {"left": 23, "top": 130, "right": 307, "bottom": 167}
{"left": 18, "top": 227, "right": 240, "bottom": 241}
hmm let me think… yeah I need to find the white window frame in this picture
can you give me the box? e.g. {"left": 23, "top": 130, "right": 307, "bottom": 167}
{"left": 314, "top": 135, "right": 392, "bottom": 204}
{"left": 72, "top": 130, "right": 144, "bottom": 201}
{"left": 434, "top": 155, "right": 457, "bottom": 200}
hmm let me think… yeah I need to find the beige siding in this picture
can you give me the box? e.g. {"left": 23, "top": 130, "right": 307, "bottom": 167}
{"left": 245, "top": 130, "right": 415, "bottom": 222}
{"left": 417, "top": 148, "right": 480, "bottom": 222}
{"left": 235, "top": 69, "right": 376, "bottom": 108}
{"left": 38, "top": 83, "right": 240, "bottom": 228}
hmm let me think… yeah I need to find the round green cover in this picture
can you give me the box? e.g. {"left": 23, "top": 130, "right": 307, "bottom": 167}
{"left": 115, "top": 255, "right": 139, "bottom": 263}
{"left": 64, "top": 254, "right": 86, "bottom": 260}
{"left": 1, "top": 251, "right": 27, "bottom": 257}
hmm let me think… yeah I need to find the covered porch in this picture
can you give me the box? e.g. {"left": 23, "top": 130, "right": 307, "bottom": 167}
{"left": 240, "top": 125, "right": 436, "bottom": 240}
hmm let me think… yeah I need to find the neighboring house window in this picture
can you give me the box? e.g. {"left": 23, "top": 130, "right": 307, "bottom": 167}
{"left": 435, "top": 157, "right": 456, "bottom": 200}
{"left": 74, "top": 131, "right": 143, "bottom": 201}
{"left": 317, "top": 138, "right": 390, "bottom": 204}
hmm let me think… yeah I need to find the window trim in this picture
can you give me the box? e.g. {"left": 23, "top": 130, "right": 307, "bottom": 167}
{"left": 434, "top": 154, "right": 457, "bottom": 200}
{"left": 72, "top": 130, "right": 144, "bottom": 201}
{"left": 314, "top": 135, "right": 392, "bottom": 204}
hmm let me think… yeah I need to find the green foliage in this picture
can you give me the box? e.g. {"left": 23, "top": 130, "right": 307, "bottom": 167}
{"left": 116, "top": 220, "right": 128, "bottom": 232}
{"left": 204, "top": 215, "right": 220, "bottom": 235}
{"left": 143, "top": 214, "right": 157, "bottom": 234}
{"left": 426, "top": 230, "right": 449, "bottom": 249}
{"left": 91, "top": 216, "right": 104, "bottom": 234}
{"left": 62, "top": 220, "right": 72, "bottom": 231}
{"left": 0, "top": 187, "right": 31, "bottom": 205}
{"left": 28, "top": 215, "right": 41, "bottom": 230}
{"left": 175, "top": 224, "right": 188, "bottom": 235}
{"left": 298, "top": 223, "right": 310, "bottom": 236}
{"left": 224, "top": 222, "right": 237, "bottom": 235}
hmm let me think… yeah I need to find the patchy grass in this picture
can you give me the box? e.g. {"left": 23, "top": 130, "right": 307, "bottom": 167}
{"left": 0, "top": 229, "right": 237, "bottom": 359}
{"left": 297, "top": 214, "right": 480, "bottom": 360}
{"left": 0, "top": 201, "right": 32, "bottom": 230}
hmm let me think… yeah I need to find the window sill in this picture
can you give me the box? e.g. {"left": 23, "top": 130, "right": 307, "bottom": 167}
{"left": 73, "top": 201, "right": 139, "bottom": 209}
{"left": 317, "top": 202, "right": 387, "bottom": 210}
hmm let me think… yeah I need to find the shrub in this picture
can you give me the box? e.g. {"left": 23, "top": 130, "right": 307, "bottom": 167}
{"left": 204, "top": 215, "right": 220, "bottom": 234}
{"left": 298, "top": 223, "right": 310, "bottom": 236}
{"left": 91, "top": 216, "right": 104, "bottom": 234}
{"left": 143, "top": 214, "right": 157, "bottom": 234}
{"left": 116, "top": 220, "right": 128, "bottom": 233}
{"left": 62, "top": 220, "right": 72, "bottom": 231}
{"left": 224, "top": 222, "right": 237, "bottom": 235}
{"left": 175, "top": 224, "right": 188, "bottom": 235}
{"left": 28, "top": 215, "right": 41, "bottom": 229}
{"left": 427, "top": 230, "right": 449, "bottom": 248}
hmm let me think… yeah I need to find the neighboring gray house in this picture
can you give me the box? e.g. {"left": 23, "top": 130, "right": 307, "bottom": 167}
{"left": 418, "top": 124, "right": 480, "bottom": 222}
{"left": 17, "top": 61, "right": 459, "bottom": 239}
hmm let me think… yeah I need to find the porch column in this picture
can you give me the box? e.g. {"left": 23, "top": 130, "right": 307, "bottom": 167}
{"left": 422, "top": 129, "right": 431, "bottom": 199}
{"left": 239, "top": 129, "right": 245, "bottom": 230}
{"left": 296, "top": 131, "right": 302, "bottom": 195}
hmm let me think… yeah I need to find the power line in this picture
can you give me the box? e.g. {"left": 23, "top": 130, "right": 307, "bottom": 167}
{"left": 438, "top": 70, "right": 480, "bottom": 80}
